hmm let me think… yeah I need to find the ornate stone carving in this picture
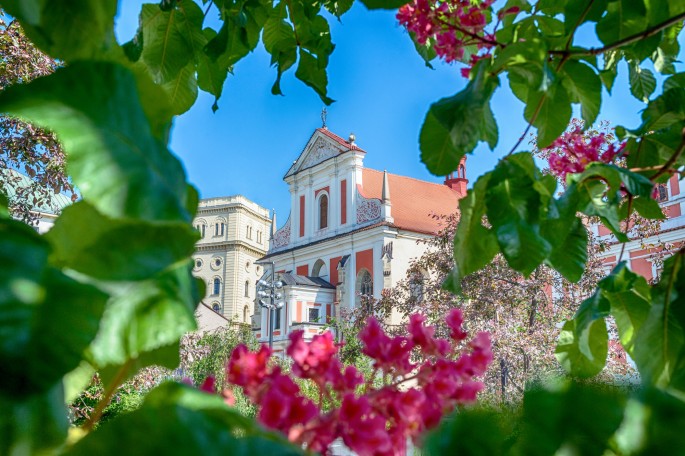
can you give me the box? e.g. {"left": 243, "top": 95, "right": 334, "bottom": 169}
{"left": 356, "top": 189, "right": 382, "bottom": 224}
{"left": 300, "top": 138, "right": 342, "bottom": 170}
{"left": 272, "top": 215, "right": 291, "bottom": 249}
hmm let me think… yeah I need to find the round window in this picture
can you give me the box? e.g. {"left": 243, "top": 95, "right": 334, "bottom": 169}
{"left": 245, "top": 261, "right": 251, "bottom": 272}
{"left": 210, "top": 257, "right": 222, "bottom": 270}
{"left": 194, "top": 259, "right": 202, "bottom": 270}
{"left": 212, "top": 302, "right": 221, "bottom": 312}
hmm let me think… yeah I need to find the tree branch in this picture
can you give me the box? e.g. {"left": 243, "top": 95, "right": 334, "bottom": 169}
{"left": 82, "top": 361, "right": 132, "bottom": 432}
{"left": 550, "top": 11, "right": 685, "bottom": 57}
{"left": 651, "top": 130, "right": 685, "bottom": 181}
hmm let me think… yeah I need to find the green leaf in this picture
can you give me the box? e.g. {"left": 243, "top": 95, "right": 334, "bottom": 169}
{"left": 45, "top": 202, "right": 198, "bottom": 281}
{"left": 0, "top": 62, "right": 191, "bottom": 222}
{"left": 324, "top": 0, "right": 355, "bottom": 18}
{"left": 420, "top": 62, "right": 499, "bottom": 175}
{"left": 596, "top": 0, "right": 647, "bottom": 46}
{"left": 485, "top": 154, "right": 551, "bottom": 276}
{"left": 629, "top": 64, "right": 656, "bottom": 102}
{"left": 546, "top": 217, "right": 588, "bottom": 283}
{"left": 600, "top": 263, "right": 652, "bottom": 354}
{"left": 564, "top": 0, "right": 608, "bottom": 34}
{"left": 139, "top": 2, "right": 203, "bottom": 84}
{"left": 65, "top": 382, "right": 301, "bottom": 455}
{"left": 263, "top": 18, "right": 298, "bottom": 96}
{"left": 555, "top": 316, "right": 608, "bottom": 378}
{"left": 523, "top": 77, "right": 572, "bottom": 148}
{"left": 0, "top": 219, "right": 108, "bottom": 396}
{"left": 359, "top": 0, "right": 410, "bottom": 9}
{"left": 446, "top": 173, "right": 499, "bottom": 292}
{"left": 87, "top": 263, "right": 200, "bottom": 386}
{"left": 197, "top": 29, "right": 229, "bottom": 110}
{"left": 633, "top": 196, "right": 666, "bottom": 220}
{"left": 561, "top": 60, "right": 601, "bottom": 126}
{"left": 162, "top": 61, "right": 199, "bottom": 115}
{"left": 295, "top": 48, "right": 334, "bottom": 105}
{"left": 1, "top": 0, "right": 119, "bottom": 62}
{"left": 0, "top": 383, "right": 68, "bottom": 455}
{"left": 423, "top": 408, "right": 513, "bottom": 455}
{"left": 516, "top": 383, "right": 625, "bottom": 455}
{"left": 632, "top": 250, "right": 685, "bottom": 389}
{"left": 637, "top": 87, "right": 685, "bottom": 133}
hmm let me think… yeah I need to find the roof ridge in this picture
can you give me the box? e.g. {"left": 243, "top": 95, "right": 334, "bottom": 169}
{"left": 364, "top": 168, "right": 460, "bottom": 193}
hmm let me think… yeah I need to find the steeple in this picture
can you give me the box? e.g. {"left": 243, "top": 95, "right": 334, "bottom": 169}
{"left": 382, "top": 170, "right": 393, "bottom": 223}
{"left": 270, "top": 209, "right": 277, "bottom": 240}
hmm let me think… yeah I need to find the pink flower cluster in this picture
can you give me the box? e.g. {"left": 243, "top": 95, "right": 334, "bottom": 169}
{"left": 546, "top": 124, "right": 624, "bottom": 181}
{"left": 226, "top": 310, "right": 492, "bottom": 456}
{"left": 397, "top": 0, "right": 513, "bottom": 77}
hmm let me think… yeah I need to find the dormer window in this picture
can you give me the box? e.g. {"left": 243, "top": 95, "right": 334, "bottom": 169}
{"left": 318, "top": 194, "right": 328, "bottom": 229}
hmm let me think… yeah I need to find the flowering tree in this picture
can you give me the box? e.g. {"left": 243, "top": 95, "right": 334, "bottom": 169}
{"left": 227, "top": 310, "right": 492, "bottom": 455}
{"left": 2, "top": 0, "right": 685, "bottom": 454}
{"left": 0, "top": 13, "right": 75, "bottom": 223}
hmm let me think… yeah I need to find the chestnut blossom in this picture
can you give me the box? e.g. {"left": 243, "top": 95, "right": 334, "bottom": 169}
{"left": 397, "top": 0, "right": 502, "bottom": 76}
{"left": 545, "top": 124, "right": 624, "bottom": 181}
{"left": 223, "top": 308, "right": 492, "bottom": 456}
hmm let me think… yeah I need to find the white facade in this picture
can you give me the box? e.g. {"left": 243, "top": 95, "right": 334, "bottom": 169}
{"left": 192, "top": 195, "right": 271, "bottom": 322}
{"left": 254, "top": 128, "right": 466, "bottom": 352}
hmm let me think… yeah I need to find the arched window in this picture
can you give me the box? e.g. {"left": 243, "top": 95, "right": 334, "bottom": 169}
{"left": 243, "top": 305, "right": 249, "bottom": 322}
{"left": 244, "top": 280, "right": 250, "bottom": 297}
{"left": 212, "top": 302, "right": 221, "bottom": 313}
{"left": 213, "top": 278, "right": 221, "bottom": 295}
{"left": 318, "top": 194, "right": 328, "bottom": 229}
{"left": 409, "top": 273, "right": 425, "bottom": 303}
{"left": 459, "top": 164, "right": 466, "bottom": 179}
{"left": 312, "top": 259, "right": 326, "bottom": 278}
{"left": 360, "top": 270, "right": 373, "bottom": 296}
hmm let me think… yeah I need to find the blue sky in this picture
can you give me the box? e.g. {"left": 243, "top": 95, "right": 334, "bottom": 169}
{"left": 115, "top": 1, "right": 653, "bottom": 222}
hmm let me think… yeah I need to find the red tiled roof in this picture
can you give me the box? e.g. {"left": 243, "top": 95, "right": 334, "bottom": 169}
{"left": 361, "top": 169, "right": 462, "bottom": 234}
{"left": 315, "top": 128, "right": 365, "bottom": 152}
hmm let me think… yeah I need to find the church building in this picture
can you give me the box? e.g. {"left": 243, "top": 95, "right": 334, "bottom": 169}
{"left": 253, "top": 127, "right": 467, "bottom": 351}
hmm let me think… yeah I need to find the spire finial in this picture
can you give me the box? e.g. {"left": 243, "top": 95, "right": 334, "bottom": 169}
{"left": 382, "top": 170, "right": 391, "bottom": 204}
{"left": 321, "top": 107, "right": 327, "bottom": 129}
{"left": 270, "top": 209, "right": 277, "bottom": 239}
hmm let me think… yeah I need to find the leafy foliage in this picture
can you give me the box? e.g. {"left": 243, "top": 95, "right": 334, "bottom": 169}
{"left": 2, "top": 0, "right": 685, "bottom": 453}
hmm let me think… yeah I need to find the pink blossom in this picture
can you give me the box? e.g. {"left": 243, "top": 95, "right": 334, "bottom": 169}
{"left": 225, "top": 311, "right": 493, "bottom": 456}
{"left": 545, "top": 124, "right": 625, "bottom": 181}
{"left": 446, "top": 308, "right": 468, "bottom": 341}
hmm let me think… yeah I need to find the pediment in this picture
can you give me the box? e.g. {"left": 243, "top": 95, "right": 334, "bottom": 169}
{"left": 284, "top": 129, "right": 357, "bottom": 178}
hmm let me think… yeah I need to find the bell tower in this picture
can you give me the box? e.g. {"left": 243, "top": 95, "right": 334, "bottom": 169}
{"left": 444, "top": 156, "right": 468, "bottom": 196}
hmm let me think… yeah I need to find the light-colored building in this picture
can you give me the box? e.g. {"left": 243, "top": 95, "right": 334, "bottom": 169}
{"left": 253, "top": 127, "right": 468, "bottom": 352}
{"left": 192, "top": 195, "right": 272, "bottom": 322}
{"left": 594, "top": 174, "right": 685, "bottom": 281}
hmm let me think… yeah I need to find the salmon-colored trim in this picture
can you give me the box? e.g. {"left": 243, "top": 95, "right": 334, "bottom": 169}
{"left": 296, "top": 264, "right": 309, "bottom": 276}
{"left": 356, "top": 249, "right": 374, "bottom": 276}
{"left": 671, "top": 175, "right": 680, "bottom": 196}
{"left": 273, "top": 330, "right": 281, "bottom": 336}
{"left": 341, "top": 180, "right": 347, "bottom": 224}
{"left": 297, "top": 301, "right": 302, "bottom": 322}
{"left": 665, "top": 203, "right": 681, "bottom": 218}
{"left": 315, "top": 186, "right": 330, "bottom": 198}
{"left": 330, "top": 256, "right": 342, "bottom": 285}
{"left": 326, "top": 304, "right": 332, "bottom": 323}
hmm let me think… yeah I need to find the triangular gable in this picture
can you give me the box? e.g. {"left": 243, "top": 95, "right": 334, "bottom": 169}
{"left": 284, "top": 128, "right": 364, "bottom": 179}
